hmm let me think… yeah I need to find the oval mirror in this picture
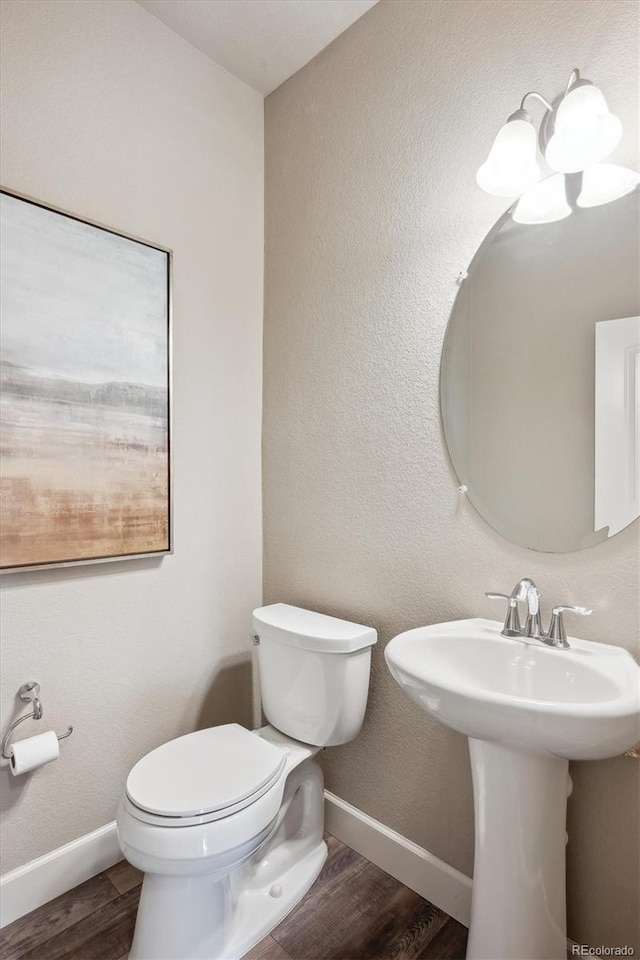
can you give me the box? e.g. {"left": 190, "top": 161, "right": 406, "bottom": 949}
{"left": 441, "top": 168, "right": 639, "bottom": 552}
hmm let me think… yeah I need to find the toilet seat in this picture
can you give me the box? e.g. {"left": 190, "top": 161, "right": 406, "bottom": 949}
{"left": 125, "top": 724, "right": 288, "bottom": 828}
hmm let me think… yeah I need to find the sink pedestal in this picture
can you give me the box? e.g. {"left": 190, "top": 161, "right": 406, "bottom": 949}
{"left": 385, "top": 617, "right": 640, "bottom": 959}
{"left": 467, "top": 739, "right": 568, "bottom": 960}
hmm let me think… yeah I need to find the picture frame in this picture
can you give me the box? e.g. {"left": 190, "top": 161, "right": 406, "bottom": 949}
{"left": 0, "top": 187, "right": 173, "bottom": 572}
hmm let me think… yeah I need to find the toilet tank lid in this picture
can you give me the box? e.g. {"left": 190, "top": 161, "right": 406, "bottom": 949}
{"left": 253, "top": 603, "right": 377, "bottom": 653}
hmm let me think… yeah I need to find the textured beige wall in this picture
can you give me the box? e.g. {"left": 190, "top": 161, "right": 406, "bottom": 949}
{"left": 0, "top": 0, "right": 263, "bottom": 872}
{"left": 264, "top": 0, "right": 640, "bottom": 949}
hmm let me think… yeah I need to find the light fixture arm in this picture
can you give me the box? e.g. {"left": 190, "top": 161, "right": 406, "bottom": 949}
{"left": 519, "top": 91, "right": 554, "bottom": 113}
{"left": 564, "top": 68, "right": 580, "bottom": 94}
{"left": 518, "top": 69, "right": 581, "bottom": 115}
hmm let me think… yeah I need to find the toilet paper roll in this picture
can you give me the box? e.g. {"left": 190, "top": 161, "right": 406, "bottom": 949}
{"left": 9, "top": 731, "right": 60, "bottom": 776}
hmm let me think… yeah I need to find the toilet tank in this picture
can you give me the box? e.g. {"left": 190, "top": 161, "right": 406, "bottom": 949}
{"left": 252, "top": 604, "right": 377, "bottom": 747}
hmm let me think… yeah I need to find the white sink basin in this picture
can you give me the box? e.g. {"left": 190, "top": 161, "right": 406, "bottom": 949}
{"left": 385, "top": 617, "right": 640, "bottom": 960}
{"left": 385, "top": 617, "right": 640, "bottom": 760}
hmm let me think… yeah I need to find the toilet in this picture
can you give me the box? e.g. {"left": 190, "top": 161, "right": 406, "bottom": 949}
{"left": 116, "top": 603, "right": 377, "bottom": 960}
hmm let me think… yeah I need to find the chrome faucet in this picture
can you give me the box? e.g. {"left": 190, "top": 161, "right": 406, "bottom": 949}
{"left": 486, "top": 578, "right": 592, "bottom": 649}
{"left": 485, "top": 578, "right": 534, "bottom": 638}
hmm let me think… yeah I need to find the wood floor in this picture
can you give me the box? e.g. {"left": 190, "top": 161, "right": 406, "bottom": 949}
{"left": 0, "top": 834, "right": 468, "bottom": 960}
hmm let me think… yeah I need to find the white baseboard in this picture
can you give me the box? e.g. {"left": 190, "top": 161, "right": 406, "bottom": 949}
{"left": 2, "top": 795, "right": 472, "bottom": 931}
{"left": 0, "top": 794, "right": 587, "bottom": 950}
{"left": 324, "top": 790, "right": 472, "bottom": 927}
{"left": 0, "top": 821, "right": 121, "bottom": 928}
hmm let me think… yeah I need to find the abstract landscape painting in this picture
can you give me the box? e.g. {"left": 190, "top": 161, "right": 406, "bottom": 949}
{"left": 0, "top": 191, "right": 171, "bottom": 570}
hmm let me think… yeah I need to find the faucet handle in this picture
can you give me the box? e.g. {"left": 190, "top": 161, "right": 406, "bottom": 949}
{"left": 485, "top": 592, "right": 522, "bottom": 637}
{"left": 546, "top": 604, "right": 592, "bottom": 647}
{"left": 523, "top": 583, "right": 545, "bottom": 639}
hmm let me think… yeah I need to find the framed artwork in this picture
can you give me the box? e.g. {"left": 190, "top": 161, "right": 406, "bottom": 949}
{"left": 0, "top": 188, "right": 172, "bottom": 572}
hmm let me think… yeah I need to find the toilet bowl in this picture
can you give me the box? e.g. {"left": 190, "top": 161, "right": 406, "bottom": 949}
{"left": 116, "top": 604, "right": 376, "bottom": 960}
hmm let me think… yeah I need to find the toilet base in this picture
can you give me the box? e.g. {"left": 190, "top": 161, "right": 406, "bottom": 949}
{"left": 225, "top": 838, "right": 327, "bottom": 959}
{"left": 128, "top": 757, "right": 327, "bottom": 960}
{"left": 130, "top": 838, "right": 327, "bottom": 960}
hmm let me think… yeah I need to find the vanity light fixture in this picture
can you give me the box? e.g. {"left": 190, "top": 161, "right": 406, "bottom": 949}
{"left": 477, "top": 69, "right": 622, "bottom": 197}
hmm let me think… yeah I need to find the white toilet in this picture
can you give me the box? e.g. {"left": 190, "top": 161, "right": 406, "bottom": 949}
{"left": 116, "top": 603, "right": 376, "bottom": 960}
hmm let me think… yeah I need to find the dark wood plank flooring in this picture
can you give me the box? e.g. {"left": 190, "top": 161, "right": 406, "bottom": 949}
{"left": 0, "top": 835, "right": 468, "bottom": 960}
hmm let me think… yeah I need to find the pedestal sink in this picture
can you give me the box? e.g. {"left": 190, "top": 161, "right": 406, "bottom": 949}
{"left": 385, "top": 618, "right": 640, "bottom": 960}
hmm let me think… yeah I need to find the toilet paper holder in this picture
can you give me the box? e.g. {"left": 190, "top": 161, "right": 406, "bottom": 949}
{"left": 1, "top": 682, "right": 73, "bottom": 760}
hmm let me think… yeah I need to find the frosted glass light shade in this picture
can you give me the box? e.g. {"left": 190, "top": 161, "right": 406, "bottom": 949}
{"left": 545, "top": 83, "right": 622, "bottom": 174}
{"left": 577, "top": 164, "right": 640, "bottom": 208}
{"left": 513, "top": 173, "right": 571, "bottom": 225}
{"left": 476, "top": 117, "right": 541, "bottom": 197}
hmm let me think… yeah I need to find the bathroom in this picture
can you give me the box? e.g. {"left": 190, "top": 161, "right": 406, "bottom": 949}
{"left": 0, "top": 0, "right": 638, "bottom": 957}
